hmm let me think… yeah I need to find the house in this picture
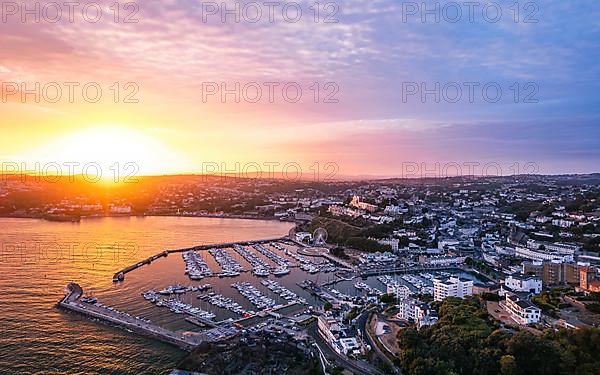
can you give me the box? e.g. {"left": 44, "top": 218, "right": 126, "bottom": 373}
{"left": 503, "top": 292, "right": 541, "bottom": 325}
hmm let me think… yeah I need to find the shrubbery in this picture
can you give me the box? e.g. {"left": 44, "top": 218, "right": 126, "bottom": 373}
{"left": 397, "top": 297, "right": 600, "bottom": 375}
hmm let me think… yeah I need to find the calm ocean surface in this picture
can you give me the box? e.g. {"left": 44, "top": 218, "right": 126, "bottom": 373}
{"left": 0, "top": 216, "right": 294, "bottom": 374}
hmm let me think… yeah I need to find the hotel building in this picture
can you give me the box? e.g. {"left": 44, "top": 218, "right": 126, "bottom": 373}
{"left": 433, "top": 277, "right": 473, "bottom": 302}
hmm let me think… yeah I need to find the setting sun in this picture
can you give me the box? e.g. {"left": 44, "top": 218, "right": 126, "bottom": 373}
{"left": 29, "top": 126, "right": 189, "bottom": 177}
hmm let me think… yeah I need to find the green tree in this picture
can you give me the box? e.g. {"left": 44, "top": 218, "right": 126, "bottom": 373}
{"left": 380, "top": 293, "right": 396, "bottom": 304}
{"left": 499, "top": 355, "right": 517, "bottom": 375}
{"left": 396, "top": 296, "right": 600, "bottom": 375}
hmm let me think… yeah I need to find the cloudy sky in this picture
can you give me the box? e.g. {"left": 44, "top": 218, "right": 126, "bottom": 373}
{"left": 1, "top": 0, "right": 599, "bottom": 177}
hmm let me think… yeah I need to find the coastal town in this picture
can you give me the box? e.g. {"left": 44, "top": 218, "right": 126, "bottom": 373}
{"left": 2, "top": 0, "right": 597, "bottom": 372}
{"left": 41, "top": 174, "right": 600, "bottom": 374}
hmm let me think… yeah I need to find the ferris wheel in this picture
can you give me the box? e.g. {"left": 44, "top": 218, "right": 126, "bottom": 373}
{"left": 312, "top": 227, "right": 328, "bottom": 245}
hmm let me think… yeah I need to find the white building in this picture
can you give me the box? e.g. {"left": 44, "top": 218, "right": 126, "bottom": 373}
{"left": 328, "top": 205, "right": 363, "bottom": 218}
{"left": 338, "top": 337, "right": 361, "bottom": 355}
{"left": 318, "top": 315, "right": 339, "bottom": 344}
{"left": 317, "top": 314, "right": 361, "bottom": 355}
{"left": 397, "top": 298, "right": 438, "bottom": 328}
{"left": 503, "top": 273, "right": 542, "bottom": 294}
{"left": 438, "top": 238, "right": 460, "bottom": 251}
{"left": 515, "top": 246, "right": 574, "bottom": 262}
{"left": 384, "top": 205, "right": 408, "bottom": 216}
{"left": 418, "top": 313, "right": 439, "bottom": 329}
{"left": 545, "top": 242, "right": 580, "bottom": 254}
{"left": 387, "top": 284, "right": 411, "bottom": 300}
{"left": 552, "top": 219, "right": 574, "bottom": 228}
{"left": 433, "top": 277, "right": 473, "bottom": 302}
{"left": 359, "top": 252, "right": 397, "bottom": 264}
{"left": 503, "top": 293, "right": 541, "bottom": 325}
{"left": 109, "top": 205, "right": 132, "bottom": 214}
{"left": 81, "top": 203, "right": 103, "bottom": 212}
{"left": 482, "top": 252, "right": 500, "bottom": 267}
{"left": 295, "top": 232, "right": 312, "bottom": 242}
{"left": 419, "top": 255, "right": 466, "bottom": 266}
{"left": 535, "top": 216, "right": 551, "bottom": 224}
{"left": 375, "top": 238, "right": 399, "bottom": 252}
{"left": 397, "top": 298, "right": 421, "bottom": 321}
{"left": 496, "top": 245, "right": 516, "bottom": 256}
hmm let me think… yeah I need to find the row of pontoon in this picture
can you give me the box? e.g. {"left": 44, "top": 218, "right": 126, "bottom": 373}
{"left": 198, "top": 292, "right": 249, "bottom": 316}
{"left": 232, "top": 281, "right": 276, "bottom": 310}
{"left": 142, "top": 290, "right": 216, "bottom": 320}
{"left": 209, "top": 248, "right": 244, "bottom": 277}
{"left": 261, "top": 279, "right": 307, "bottom": 304}
{"left": 183, "top": 251, "right": 213, "bottom": 280}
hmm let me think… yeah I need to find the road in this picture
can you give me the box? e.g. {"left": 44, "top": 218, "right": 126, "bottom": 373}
{"left": 358, "top": 311, "right": 401, "bottom": 375}
{"left": 307, "top": 322, "right": 380, "bottom": 375}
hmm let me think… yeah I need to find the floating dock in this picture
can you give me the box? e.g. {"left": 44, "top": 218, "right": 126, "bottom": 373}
{"left": 112, "top": 236, "right": 290, "bottom": 282}
{"left": 185, "top": 316, "right": 218, "bottom": 328}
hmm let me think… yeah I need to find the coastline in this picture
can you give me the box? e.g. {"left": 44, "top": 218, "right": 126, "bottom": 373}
{"left": 0, "top": 213, "right": 297, "bottom": 224}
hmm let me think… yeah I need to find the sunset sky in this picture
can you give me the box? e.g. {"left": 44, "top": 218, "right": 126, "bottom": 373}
{"left": 1, "top": 0, "right": 599, "bottom": 177}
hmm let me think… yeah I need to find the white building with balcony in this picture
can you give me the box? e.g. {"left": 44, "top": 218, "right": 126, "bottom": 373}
{"left": 386, "top": 284, "right": 411, "bottom": 300}
{"left": 433, "top": 276, "right": 473, "bottom": 302}
{"left": 503, "top": 293, "right": 541, "bottom": 325}
{"left": 397, "top": 298, "right": 438, "bottom": 329}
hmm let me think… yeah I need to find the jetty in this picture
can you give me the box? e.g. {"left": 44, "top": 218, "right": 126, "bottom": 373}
{"left": 112, "top": 236, "right": 289, "bottom": 282}
{"left": 58, "top": 283, "right": 208, "bottom": 351}
{"left": 296, "top": 245, "right": 355, "bottom": 271}
{"left": 185, "top": 316, "right": 219, "bottom": 328}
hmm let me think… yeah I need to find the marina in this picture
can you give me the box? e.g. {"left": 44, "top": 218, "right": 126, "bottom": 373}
{"left": 0, "top": 215, "right": 296, "bottom": 374}
{"left": 354, "top": 281, "right": 383, "bottom": 296}
{"left": 252, "top": 244, "right": 290, "bottom": 267}
{"left": 112, "top": 236, "right": 288, "bottom": 282}
{"left": 60, "top": 233, "right": 489, "bottom": 360}
{"left": 59, "top": 236, "right": 345, "bottom": 353}
{"left": 121, "top": 238, "right": 326, "bottom": 322}
{"left": 153, "top": 283, "right": 211, "bottom": 295}
{"left": 59, "top": 283, "right": 206, "bottom": 351}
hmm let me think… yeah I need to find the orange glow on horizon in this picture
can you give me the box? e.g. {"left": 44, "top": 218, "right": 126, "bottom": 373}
{"left": 14, "top": 126, "right": 192, "bottom": 178}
